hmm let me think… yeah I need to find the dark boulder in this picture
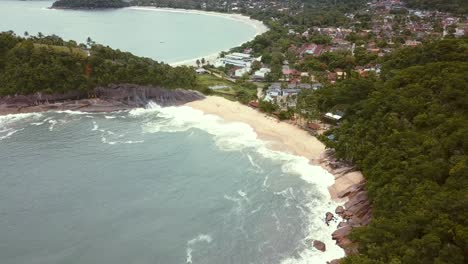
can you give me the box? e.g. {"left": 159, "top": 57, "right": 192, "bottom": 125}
{"left": 313, "top": 240, "right": 326, "bottom": 252}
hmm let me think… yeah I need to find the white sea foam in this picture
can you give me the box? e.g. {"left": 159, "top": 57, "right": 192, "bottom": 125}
{"left": 48, "top": 120, "right": 57, "bottom": 131}
{"left": 262, "top": 174, "right": 269, "bottom": 187}
{"left": 91, "top": 121, "right": 99, "bottom": 131}
{"left": 131, "top": 102, "right": 345, "bottom": 263}
{"left": 0, "top": 128, "right": 24, "bottom": 140}
{"left": 54, "top": 110, "right": 90, "bottom": 115}
{"left": 186, "top": 234, "right": 213, "bottom": 263}
{"left": 0, "top": 112, "right": 43, "bottom": 127}
{"left": 246, "top": 153, "right": 264, "bottom": 173}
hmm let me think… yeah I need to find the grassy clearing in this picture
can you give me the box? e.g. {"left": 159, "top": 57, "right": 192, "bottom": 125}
{"left": 196, "top": 74, "right": 258, "bottom": 102}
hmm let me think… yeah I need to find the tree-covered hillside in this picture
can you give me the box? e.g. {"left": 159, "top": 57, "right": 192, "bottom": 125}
{"left": 311, "top": 38, "right": 468, "bottom": 264}
{"left": 52, "top": 0, "right": 130, "bottom": 9}
{"left": 0, "top": 32, "right": 196, "bottom": 96}
{"left": 405, "top": 0, "right": 468, "bottom": 14}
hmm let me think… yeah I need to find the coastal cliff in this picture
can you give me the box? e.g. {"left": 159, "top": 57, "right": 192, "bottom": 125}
{"left": 320, "top": 149, "right": 372, "bottom": 257}
{"left": 0, "top": 84, "right": 204, "bottom": 114}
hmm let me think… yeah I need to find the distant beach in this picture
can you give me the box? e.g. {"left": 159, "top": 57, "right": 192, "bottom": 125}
{"left": 128, "top": 6, "right": 269, "bottom": 66}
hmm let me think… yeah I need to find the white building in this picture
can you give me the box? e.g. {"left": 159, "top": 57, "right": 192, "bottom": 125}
{"left": 253, "top": 67, "right": 271, "bottom": 79}
{"left": 223, "top": 52, "right": 254, "bottom": 67}
{"left": 234, "top": 67, "right": 251, "bottom": 78}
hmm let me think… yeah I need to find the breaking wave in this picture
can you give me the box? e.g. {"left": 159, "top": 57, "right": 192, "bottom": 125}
{"left": 186, "top": 234, "right": 213, "bottom": 263}
{"left": 130, "top": 102, "right": 345, "bottom": 263}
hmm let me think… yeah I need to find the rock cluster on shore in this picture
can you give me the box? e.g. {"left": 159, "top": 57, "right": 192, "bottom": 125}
{"left": 320, "top": 149, "right": 372, "bottom": 257}
{"left": 0, "top": 84, "right": 205, "bottom": 115}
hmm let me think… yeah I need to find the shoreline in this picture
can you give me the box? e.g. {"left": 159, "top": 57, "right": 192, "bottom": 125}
{"left": 0, "top": 95, "right": 371, "bottom": 262}
{"left": 127, "top": 6, "right": 269, "bottom": 66}
{"left": 186, "top": 96, "right": 371, "bottom": 261}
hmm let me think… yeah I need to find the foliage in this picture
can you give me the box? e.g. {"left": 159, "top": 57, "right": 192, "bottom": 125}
{"left": 405, "top": 0, "right": 468, "bottom": 14}
{"left": 0, "top": 32, "right": 197, "bottom": 96}
{"left": 314, "top": 39, "right": 468, "bottom": 264}
{"left": 258, "top": 100, "right": 278, "bottom": 113}
{"left": 52, "top": 0, "right": 129, "bottom": 9}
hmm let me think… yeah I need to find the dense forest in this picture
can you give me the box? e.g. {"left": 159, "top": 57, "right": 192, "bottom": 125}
{"left": 405, "top": 0, "right": 468, "bottom": 14}
{"left": 52, "top": 0, "right": 130, "bottom": 9}
{"left": 303, "top": 38, "right": 468, "bottom": 264}
{"left": 0, "top": 32, "right": 196, "bottom": 96}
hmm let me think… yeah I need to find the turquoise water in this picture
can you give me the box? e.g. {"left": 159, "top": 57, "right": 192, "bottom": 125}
{"left": 0, "top": 0, "right": 258, "bottom": 63}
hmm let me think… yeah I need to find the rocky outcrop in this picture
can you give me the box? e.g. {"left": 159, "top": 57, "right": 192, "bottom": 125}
{"left": 0, "top": 84, "right": 204, "bottom": 115}
{"left": 94, "top": 84, "right": 204, "bottom": 107}
{"left": 320, "top": 149, "right": 372, "bottom": 258}
{"left": 313, "top": 240, "right": 326, "bottom": 252}
{"left": 325, "top": 212, "right": 335, "bottom": 226}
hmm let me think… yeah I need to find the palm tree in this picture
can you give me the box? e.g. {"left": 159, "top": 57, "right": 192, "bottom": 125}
{"left": 24, "top": 31, "right": 29, "bottom": 38}
{"left": 37, "top": 32, "right": 44, "bottom": 38}
{"left": 196, "top": 59, "right": 201, "bottom": 68}
{"left": 201, "top": 58, "right": 206, "bottom": 65}
{"left": 86, "top": 37, "right": 93, "bottom": 48}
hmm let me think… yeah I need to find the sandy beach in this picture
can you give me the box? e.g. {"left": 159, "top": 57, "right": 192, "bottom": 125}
{"left": 187, "top": 96, "right": 326, "bottom": 161}
{"left": 128, "top": 7, "right": 269, "bottom": 67}
{"left": 186, "top": 96, "right": 366, "bottom": 202}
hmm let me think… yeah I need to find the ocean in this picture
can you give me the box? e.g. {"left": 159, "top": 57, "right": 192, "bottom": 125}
{"left": 0, "top": 0, "right": 260, "bottom": 64}
{"left": 0, "top": 1, "right": 344, "bottom": 263}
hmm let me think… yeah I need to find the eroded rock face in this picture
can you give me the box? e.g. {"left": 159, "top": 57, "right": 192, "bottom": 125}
{"left": 0, "top": 84, "right": 205, "bottom": 114}
{"left": 313, "top": 240, "right": 326, "bottom": 252}
{"left": 94, "top": 84, "right": 204, "bottom": 107}
{"left": 320, "top": 149, "right": 372, "bottom": 257}
{"left": 335, "top": 206, "right": 345, "bottom": 215}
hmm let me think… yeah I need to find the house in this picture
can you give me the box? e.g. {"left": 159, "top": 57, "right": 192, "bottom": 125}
{"left": 299, "top": 44, "right": 326, "bottom": 57}
{"left": 335, "top": 68, "right": 347, "bottom": 79}
{"left": 404, "top": 40, "right": 422, "bottom": 47}
{"left": 234, "top": 67, "right": 250, "bottom": 78}
{"left": 253, "top": 67, "right": 271, "bottom": 79}
{"left": 324, "top": 112, "right": 343, "bottom": 122}
{"left": 297, "top": 83, "right": 312, "bottom": 89}
{"left": 282, "top": 88, "right": 301, "bottom": 96}
{"left": 311, "top": 83, "right": 323, "bottom": 90}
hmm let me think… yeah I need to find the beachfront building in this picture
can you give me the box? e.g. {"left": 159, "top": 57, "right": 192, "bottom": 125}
{"left": 223, "top": 52, "right": 254, "bottom": 68}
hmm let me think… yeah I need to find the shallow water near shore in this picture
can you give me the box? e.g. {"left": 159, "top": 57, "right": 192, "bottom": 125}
{"left": 0, "top": 105, "right": 344, "bottom": 264}
{"left": 0, "top": 0, "right": 261, "bottom": 64}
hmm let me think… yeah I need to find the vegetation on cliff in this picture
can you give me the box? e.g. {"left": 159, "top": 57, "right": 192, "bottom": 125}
{"left": 0, "top": 32, "right": 196, "bottom": 96}
{"left": 306, "top": 38, "right": 468, "bottom": 264}
{"left": 52, "top": 0, "right": 130, "bottom": 9}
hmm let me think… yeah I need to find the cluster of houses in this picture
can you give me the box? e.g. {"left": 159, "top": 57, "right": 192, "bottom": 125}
{"left": 197, "top": 0, "right": 302, "bottom": 13}
{"left": 196, "top": 0, "right": 466, "bottom": 119}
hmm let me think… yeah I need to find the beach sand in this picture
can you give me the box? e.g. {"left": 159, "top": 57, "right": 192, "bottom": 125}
{"left": 186, "top": 96, "right": 326, "bottom": 161}
{"left": 186, "top": 96, "right": 364, "bottom": 202}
